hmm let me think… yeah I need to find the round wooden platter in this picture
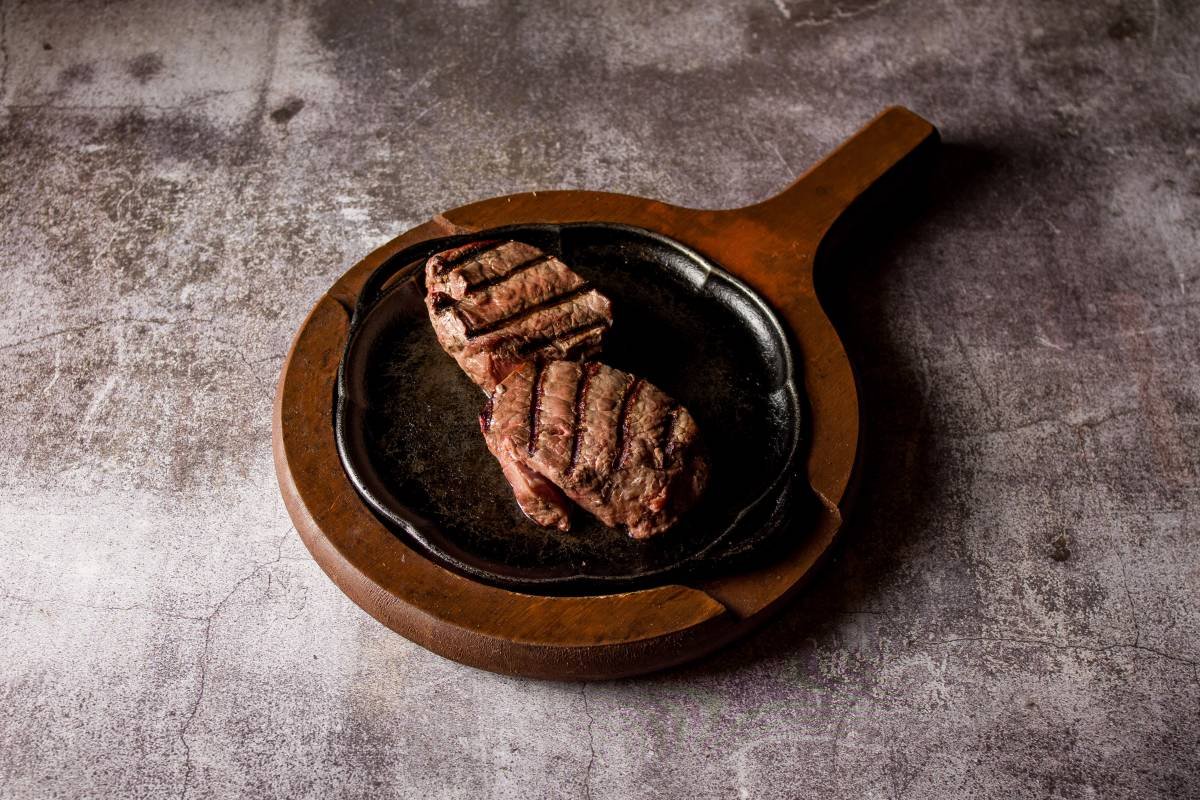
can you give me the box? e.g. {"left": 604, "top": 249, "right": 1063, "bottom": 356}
{"left": 273, "top": 106, "right": 939, "bottom": 680}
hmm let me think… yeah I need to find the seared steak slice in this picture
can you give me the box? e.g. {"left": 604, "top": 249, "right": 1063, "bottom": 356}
{"left": 481, "top": 361, "right": 708, "bottom": 538}
{"left": 479, "top": 365, "right": 572, "bottom": 531}
{"left": 491, "top": 447, "right": 572, "bottom": 531}
{"left": 425, "top": 241, "right": 613, "bottom": 390}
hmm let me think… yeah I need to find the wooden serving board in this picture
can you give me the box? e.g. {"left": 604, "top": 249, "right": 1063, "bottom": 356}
{"left": 272, "top": 106, "right": 939, "bottom": 679}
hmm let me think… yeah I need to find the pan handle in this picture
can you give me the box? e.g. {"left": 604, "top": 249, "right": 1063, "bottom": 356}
{"left": 735, "top": 106, "right": 940, "bottom": 245}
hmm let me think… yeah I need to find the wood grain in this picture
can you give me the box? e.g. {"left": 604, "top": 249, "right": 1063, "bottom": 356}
{"left": 273, "top": 106, "right": 939, "bottom": 679}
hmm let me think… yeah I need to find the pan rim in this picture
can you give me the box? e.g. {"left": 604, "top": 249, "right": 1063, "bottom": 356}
{"left": 334, "top": 221, "right": 807, "bottom": 594}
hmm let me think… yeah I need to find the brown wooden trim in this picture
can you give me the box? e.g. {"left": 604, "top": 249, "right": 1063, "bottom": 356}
{"left": 272, "top": 107, "right": 938, "bottom": 678}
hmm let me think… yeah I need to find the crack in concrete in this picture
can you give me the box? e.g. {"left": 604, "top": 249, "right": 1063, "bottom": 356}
{"left": 177, "top": 527, "right": 293, "bottom": 800}
{"left": 0, "top": 316, "right": 217, "bottom": 352}
{"left": 948, "top": 321, "right": 998, "bottom": 428}
{"left": 1117, "top": 552, "right": 1141, "bottom": 648}
{"left": 948, "top": 407, "right": 1141, "bottom": 439}
{"left": 791, "top": 0, "right": 896, "bottom": 28}
{"left": 234, "top": 0, "right": 283, "bottom": 163}
{"left": 740, "top": 121, "right": 792, "bottom": 176}
{"left": 828, "top": 703, "right": 851, "bottom": 775}
{"left": 931, "top": 635, "right": 1199, "bottom": 669}
{"left": 580, "top": 684, "right": 596, "bottom": 800}
{"left": 886, "top": 745, "right": 915, "bottom": 800}
{"left": 0, "top": 592, "right": 208, "bottom": 622}
{"left": 256, "top": 2, "right": 283, "bottom": 120}
{"left": 177, "top": 620, "right": 212, "bottom": 800}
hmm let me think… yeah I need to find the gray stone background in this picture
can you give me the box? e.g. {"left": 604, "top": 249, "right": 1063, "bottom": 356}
{"left": 1, "top": 0, "right": 1197, "bottom": 797}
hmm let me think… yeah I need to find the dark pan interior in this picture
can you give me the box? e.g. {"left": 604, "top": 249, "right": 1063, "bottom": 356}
{"left": 336, "top": 223, "right": 812, "bottom": 594}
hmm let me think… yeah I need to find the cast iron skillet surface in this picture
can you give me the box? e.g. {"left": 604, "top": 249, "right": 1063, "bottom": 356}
{"left": 336, "top": 223, "right": 811, "bottom": 595}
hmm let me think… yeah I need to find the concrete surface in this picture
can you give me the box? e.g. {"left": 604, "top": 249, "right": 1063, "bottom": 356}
{"left": 1, "top": 0, "right": 1198, "bottom": 797}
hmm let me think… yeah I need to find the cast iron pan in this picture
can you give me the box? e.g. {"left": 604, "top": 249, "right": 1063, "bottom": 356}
{"left": 335, "top": 222, "right": 811, "bottom": 593}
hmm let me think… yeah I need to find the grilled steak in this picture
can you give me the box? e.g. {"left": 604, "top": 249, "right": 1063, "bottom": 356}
{"left": 425, "top": 241, "right": 613, "bottom": 391}
{"left": 480, "top": 360, "right": 708, "bottom": 538}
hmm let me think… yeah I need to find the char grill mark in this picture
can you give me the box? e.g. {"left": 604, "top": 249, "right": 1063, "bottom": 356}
{"left": 464, "top": 285, "right": 595, "bottom": 339}
{"left": 463, "top": 255, "right": 553, "bottom": 294}
{"left": 567, "top": 362, "right": 599, "bottom": 474}
{"left": 610, "top": 378, "right": 643, "bottom": 477}
{"left": 516, "top": 320, "right": 609, "bottom": 357}
{"left": 573, "top": 368, "right": 633, "bottom": 491}
{"left": 527, "top": 361, "right": 547, "bottom": 455}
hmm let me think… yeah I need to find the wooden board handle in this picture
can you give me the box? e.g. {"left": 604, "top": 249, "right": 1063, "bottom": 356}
{"left": 734, "top": 106, "right": 939, "bottom": 246}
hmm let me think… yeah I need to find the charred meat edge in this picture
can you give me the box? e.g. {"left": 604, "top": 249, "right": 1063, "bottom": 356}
{"left": 433, "top": 240, "right": 504, "bottom": 274}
